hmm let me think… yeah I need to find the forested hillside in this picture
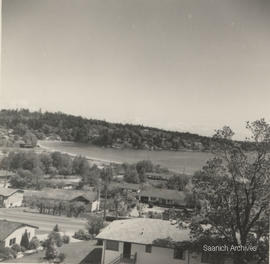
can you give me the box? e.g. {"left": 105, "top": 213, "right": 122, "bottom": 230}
{"left": 0, "top": 109, "right": 253, "bottom": 151}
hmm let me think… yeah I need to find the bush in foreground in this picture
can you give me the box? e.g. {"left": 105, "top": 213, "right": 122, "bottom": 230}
{"left": 62, "top": 235, "right": 70, "bottom": 244}
{"left": 73, "top": 229, "right": 92, "bottom": 241}
{"left": 29, "top": 237, "right": 40, "bottom": 250}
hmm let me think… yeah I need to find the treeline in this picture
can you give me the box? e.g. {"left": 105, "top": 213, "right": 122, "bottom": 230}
{"left": 25, "top": 197, "right": 87, "bottom": 217}
{"left": 0, "top": 108, "right": 236, "bottom": 151}
{"left": 121, "top": 160, "right": 190, "bottom": 191}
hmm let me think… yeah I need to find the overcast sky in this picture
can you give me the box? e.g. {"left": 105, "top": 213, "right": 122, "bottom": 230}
{"left": 1, "top": 0, "right": 270, "bottom": 139}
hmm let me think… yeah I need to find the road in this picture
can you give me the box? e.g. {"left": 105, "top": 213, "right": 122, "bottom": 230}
{"left": 0, "top": 207, "right": 87, "bottom": 235}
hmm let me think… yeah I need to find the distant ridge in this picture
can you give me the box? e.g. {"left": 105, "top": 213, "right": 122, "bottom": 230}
{"left": 0, "top": 109, "right": 253, "bottom": 152}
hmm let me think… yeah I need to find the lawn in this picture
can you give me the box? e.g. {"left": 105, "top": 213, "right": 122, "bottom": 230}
{"left": 3, "top": 241, "right": 102, "bottom": 264}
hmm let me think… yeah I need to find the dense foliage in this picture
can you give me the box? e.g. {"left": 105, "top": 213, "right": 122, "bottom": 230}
{"left": 86, "top": 215, "right": 104, "bottom": 236}
{"left": 26, "top": 197, "right": 87, "bottom": 217}
{"left": 0, "top": 108, "right": 227, "bottom": 151}
{"left": 190, "top": 120, "right": 270, "bottom": 264}
{"left": 0, "top": 150, "right": 91, "bottom": 189}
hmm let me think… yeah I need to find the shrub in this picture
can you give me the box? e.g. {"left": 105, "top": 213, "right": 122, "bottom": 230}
{"left": 20, "top": 230, "right": 30, "bottom": 250}
{"left": 48, "top": 231, "right": 63, "bottom": 247}
{"left": 0, "top": 247, "right": 16, "bottom": 259}
{"left": 29, "top": 237, "right": 40, "bottom": 250}
{"left": 58, "top": 252, "right": 66, "bottom": 262}
{"left": 86, "top": 215, "right": 104, "bottom": 235}
{"left": 11, "top": 244, "right": 21, "bottom": 253}
{"left": 53, "top": 224, "right": 60, "bottom": 232}
{"left": 20, "top": 246, "right": 26, "bottom": 252}
{"left": 45, "top": 239, "right": 59, "bottom": 260}
{"left": 62, "top": 235, "right": 70, "bottom": 244}
{"left": 73, "top": 229, "right": 92, "bottom": 241}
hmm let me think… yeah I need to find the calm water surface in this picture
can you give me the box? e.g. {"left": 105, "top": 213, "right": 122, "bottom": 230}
{"left": 39, "top": 141, "right": 213, "bottom": 174}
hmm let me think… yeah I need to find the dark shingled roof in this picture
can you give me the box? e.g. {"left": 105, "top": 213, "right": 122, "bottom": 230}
{"left": 138, "top": 188, "right": 186, "bottom": 205}
{"left": 0, "top": 220, "right": 38, "bottom": 241}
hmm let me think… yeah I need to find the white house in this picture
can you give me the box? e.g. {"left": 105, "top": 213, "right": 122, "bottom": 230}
{"left": 137, "top": 188, "right": 187, "bottom": 208}
{"left": 0, "top": 187, "right": 24, "bottom": 208}
{"left": 0, "top": 220, "right": 38, "bottom": 248}
{"left": 96, "top": 218, "right": 227, "bottom": 264}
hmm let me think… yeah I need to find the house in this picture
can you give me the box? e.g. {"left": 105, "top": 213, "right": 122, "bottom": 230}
{"left": 0, "top": 220, "right": 38, "bottom": 248}
{"left": 0, "top": 187, "right": 24, "bottom": 208}
{"left": 137, "top": 188, "right": 186, "bottom": 208}
{"left": 96, "top": 218, "right": 226, "bottom": 264}
{"left": 109, "top": 183, "right": 142, "bottom": 197}
{"left": 24, "top": 188, "right": 100, "bottom": 212}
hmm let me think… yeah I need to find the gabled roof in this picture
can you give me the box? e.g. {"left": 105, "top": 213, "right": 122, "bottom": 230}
{"left": 138, "top": 188, "right": 186, "bottom": 205}
{"left": 0, "top": 220, "right": 38, "bottom": 241}
{"left": 111, "top": 182, "right": 141, "bottom": 191}
{"left": 24, "top": 188, "right": 98, "bottom": 202}
{"left": 0, "top": 187, "right": 24, "bottom": 197}
{"left": 96, "top": 218, "right": 190, "bottom": 245}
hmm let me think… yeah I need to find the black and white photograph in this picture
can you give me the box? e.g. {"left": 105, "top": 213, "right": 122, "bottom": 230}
{"left": 0, "top": 0, "right": 269, "bottom": 263}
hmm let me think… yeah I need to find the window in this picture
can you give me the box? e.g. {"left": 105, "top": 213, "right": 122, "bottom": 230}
{"left": 145, "top": 245, "right": 152, "bottom": 253}
{"left": 106, "top": 240, "right": 119, "bottom": 251}
{"left": 174, "top": 248, "right": 185, "bottom": 260}
{"left": 9, "top": 238, "right": 16, "bottom": 246}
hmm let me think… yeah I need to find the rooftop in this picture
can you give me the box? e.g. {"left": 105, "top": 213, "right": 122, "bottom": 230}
{"left": 0, "top": 187, "right": 23, "bottom": 197}
{"left": 0, "top": 220, "right": 38, "bottom": 241}
{"left": 111, "top": 182, "right": 141, "bottom": 191}
{"left": 139, "top": 188, "right": 186, "bottom": 205}
{"left": 96, "top": 218, "right": 190, "bottom": 245}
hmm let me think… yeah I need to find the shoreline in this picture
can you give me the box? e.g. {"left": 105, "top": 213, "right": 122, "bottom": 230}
{"left": 38, "top": 140, "right": 122, "bottom": 165}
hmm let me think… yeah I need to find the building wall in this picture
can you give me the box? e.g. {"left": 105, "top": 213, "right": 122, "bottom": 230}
{"left": 131, "top": 244, "right": 189, "bottom": 264}
{"left": 102, "top": 240, "right": 124, "bottom": 264}
{"left": 4, "top": 226, "right": 36, "bottom": 248}
{"left": 3, "top": 192, "right": 24, "bottom": 208}
{"left": 101, "top": 240, "right": 211, "bottom": 264}
{"left": 91, "top": 199, "right": 100, "bottom": 212}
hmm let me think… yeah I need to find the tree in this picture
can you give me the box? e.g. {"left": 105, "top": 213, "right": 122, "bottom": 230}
{"left": 136, "top": 160, "right": 153, "bottom": 174}
{"left": 40, "top": 153, "right": 53, "bottom": 174}
{"left": 72, "top": 156, "right": 90, "bottom": 176}
{"left": 23, "top": 132, "right": 37, "bottom": 147}
{"left": 32, "top": 166, "right": 44, "bottom": 190}
{"left": 20, "top": 230, "right": 30, "bottom": 250}
{"left": 53, "top": 224, "right": 60, "bottom": 232}
{"left": 81, "top": 164, "right": 100, "bottom": 187}
{"left": 48, "top": 231, "right": 63, "bottom": 247}
{"left": 45, "top": 239, "right": 59, "bottom": 260}
{"left": 124, "top": 168, "right": 140, "bottom": 183}
{"left": 86, "top": 215, "right": 104, "bottom": 235}
{"left": 29, "top": 237, "right": 40, "bottom": 250}
{"left": 100, "top": 166, "right": 113, "bottom": 221}
{"left": 167, "top": 174, "right": 189, "bottom": 191}
{"left": 190, "top": 120, "right": 270, "bottom": 264}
